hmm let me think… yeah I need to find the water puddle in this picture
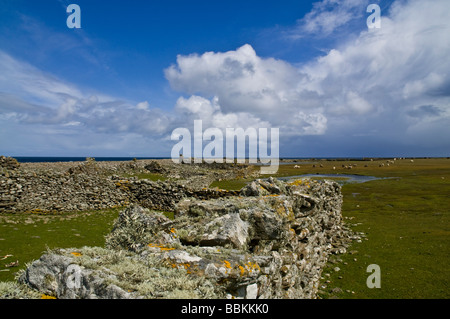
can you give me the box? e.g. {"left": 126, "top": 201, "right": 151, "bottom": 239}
{"left": 276, "top": 174, "right": 396, "bottom": 186}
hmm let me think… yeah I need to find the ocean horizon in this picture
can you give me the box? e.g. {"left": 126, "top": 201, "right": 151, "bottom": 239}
{"left": 9, "top": 156, "right": 439, "bottom": 164}
{"left": 12, "top": 157, "right": 169, "bottom": 163}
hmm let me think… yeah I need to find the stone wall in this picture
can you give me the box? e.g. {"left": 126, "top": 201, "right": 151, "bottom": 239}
{"left": 1, "top": 157, "right": 358, "bottom": 299}
{"left": 0, "top": 172, "right": 240, "bottom": 214}
{"left": 11, "top": 177, "right": 357, "bottom": 299}
{"left": 121, "top": 178, "right": 240, "bottom": 212}
{"left": 0, "top": 157, "right": 251, "bottom": 214}
{"left": 0, "top": 169, "right": 129, "bottom": 213}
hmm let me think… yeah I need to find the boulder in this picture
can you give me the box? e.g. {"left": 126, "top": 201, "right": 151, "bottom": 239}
{"left": 144, "top": 161, "right": 168, "bottom": 174}
{"left": 0, "top": 156, "right": 20, "bottom": 171}
{"left": 198, "top": 213, "right": 249, "bottom": 249}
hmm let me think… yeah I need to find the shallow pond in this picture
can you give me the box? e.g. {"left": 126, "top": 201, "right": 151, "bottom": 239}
{"left": 276, "top": 174, "right": 395, "bottom": 186}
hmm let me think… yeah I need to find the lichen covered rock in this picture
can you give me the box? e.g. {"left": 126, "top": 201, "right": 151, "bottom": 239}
{"left": 14, "top": 178, "right": 355, "bottom": 299}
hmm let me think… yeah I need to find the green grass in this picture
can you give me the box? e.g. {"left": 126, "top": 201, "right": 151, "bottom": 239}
{"left": 211, "top": 158, "right": 450, "bottom": 298}
{"left": 0, "top": 208, "right": 122, "bottom": 282}
{"left": 0, "top": 205, "right": 177, "bottom": 283}
{"left": 318, "top": 168, "right": 450, "bottom": 299}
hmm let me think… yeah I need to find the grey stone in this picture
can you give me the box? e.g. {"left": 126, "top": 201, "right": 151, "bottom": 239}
{"left": 1, "top": 159, "right": 356, "bottom": 299}
{"left": 246, "top": 283, "right": 258, "bottom": 299}
{"left": 199, "top": 213, "right": 249, "bottom": 249}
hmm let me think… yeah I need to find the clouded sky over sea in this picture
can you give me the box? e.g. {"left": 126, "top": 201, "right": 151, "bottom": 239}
{"left": 1, "top": 0, "right": 449, "bottom": 157}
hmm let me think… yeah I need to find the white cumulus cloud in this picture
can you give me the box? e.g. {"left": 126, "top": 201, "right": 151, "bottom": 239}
{"left": 165, "top": 44, "right": 328, "bottom": 136}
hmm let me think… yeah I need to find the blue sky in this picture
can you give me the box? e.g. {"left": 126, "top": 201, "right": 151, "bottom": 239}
{"left": 0, "top": 0, "right": 449, "bottom": 157}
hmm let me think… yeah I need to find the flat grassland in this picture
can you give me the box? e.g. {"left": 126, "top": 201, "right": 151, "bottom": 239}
{"left": 0, "top": 208, "right": 122, "bottom": 282}
{"left": 1, "top": 158, "right": 449, "bottom": 298}
{"left": 215, "top": 158, "right": 450, "bottom": 298}
{"left": 316, "top": 158, "right": 450, "bottom": 299}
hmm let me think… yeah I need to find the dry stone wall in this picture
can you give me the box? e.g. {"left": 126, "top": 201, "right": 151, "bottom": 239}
{"left": 0, "top": 168, "right": 129, "bottom": 213}
{"left": 0, "top": 157, "right": 250, "bottom": 214}
{"left": 0, "top": 156, "right": 357, "bottom": 299}
{"left": 12, "top": 177, "right": 357, "bottom": 299}
{"left": 122, "top": 178, "right": 239, "bottom": 212}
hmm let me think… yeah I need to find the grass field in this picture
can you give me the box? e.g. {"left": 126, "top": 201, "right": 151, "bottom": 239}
{"left": 1, "top": 158, "right": 449, "bottom": 298}
{"left": 211, "top": 158, "right": 450, "bottom": 298}
{"left": 0, "top": 208, "right": 122, "bottom": 282}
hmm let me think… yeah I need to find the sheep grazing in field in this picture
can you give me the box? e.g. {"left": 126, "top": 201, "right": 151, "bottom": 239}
{"left": 410, "top": 159, "right": 414, "bottom": 163}
{"left": 333, "top": 167, "right": 336, "bottom": 170}
{"left": 294, "top": 165, "right": 300, "bottom": 169}
{"left": 379, "top": 163, "right": 385, "bottom": 167}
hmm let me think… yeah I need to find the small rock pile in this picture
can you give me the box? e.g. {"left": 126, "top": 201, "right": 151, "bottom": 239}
{"left": 13, "top": 177, "right": 357, "bottom": 299}
{"left": 144, "top": 161, "right": 168, "bottom": 174}
{"left": 0, "top": 156, "right": 20, "bottom": 172}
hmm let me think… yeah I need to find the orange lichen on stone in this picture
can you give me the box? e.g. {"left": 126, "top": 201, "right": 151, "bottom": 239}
{"left": 245, "top": 261, "right": 261, "bottom": 273}
{"left": 148, "top": 243, "right": 175, "bottom": 251}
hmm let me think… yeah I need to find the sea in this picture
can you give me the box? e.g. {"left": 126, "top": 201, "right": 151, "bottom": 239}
{"left": 13, "top": 157, "right": 168, "bottom": 163}
{"left": 12, "top": 156, "right": 370, "bottom": 164}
